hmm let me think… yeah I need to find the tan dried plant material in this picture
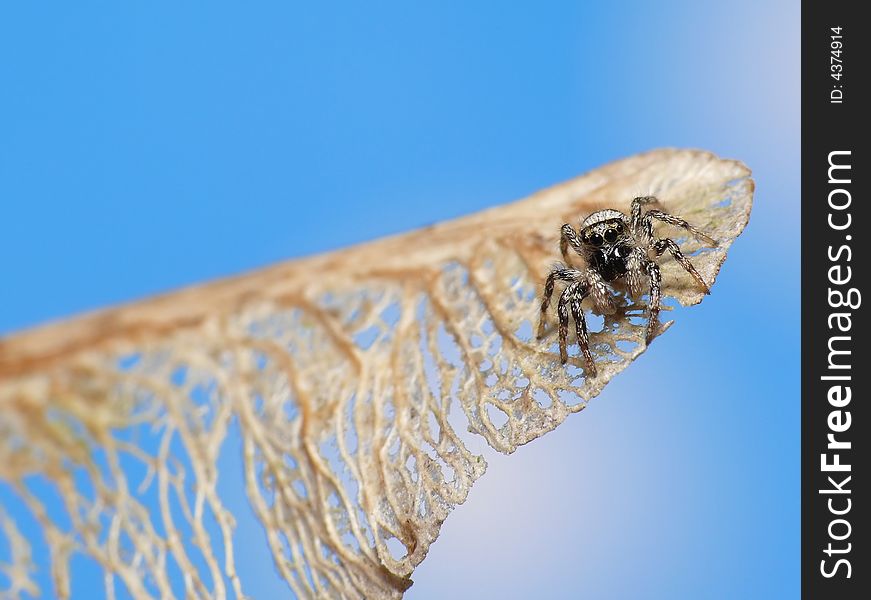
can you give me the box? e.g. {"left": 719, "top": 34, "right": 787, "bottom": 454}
{"left": 0, "top": 148, "right": 753, "bottom": 599}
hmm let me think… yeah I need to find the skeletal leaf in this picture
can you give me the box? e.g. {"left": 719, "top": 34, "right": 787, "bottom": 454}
{"left": 0, "top": 148, "right": 753, "bottom": 599}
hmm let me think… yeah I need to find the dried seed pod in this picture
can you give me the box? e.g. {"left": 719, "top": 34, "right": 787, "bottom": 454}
{"left": 0, "top": 148, "right": 753, "bottom": 599}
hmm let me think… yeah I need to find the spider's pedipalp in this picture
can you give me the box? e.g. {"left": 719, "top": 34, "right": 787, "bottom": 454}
{"left": 587, "top": 270, "right": 617, "bottom": 315}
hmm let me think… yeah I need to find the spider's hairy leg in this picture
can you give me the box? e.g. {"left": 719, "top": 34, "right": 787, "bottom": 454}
{"left": 652, "top": 238, "right": 711, "bottom": 294}
{"left": 557, "top": 281, "right": 585, "bottom": 364}
{"left": 626, "top": 248, "right": 648, "bottom": 300}
{"left": 643, "top": 209, "right": 718, "bottom": 247}
{"left": 559, "top": 223, "right": 584, "bottom": 267}
{"left": 569, "top": 290, "right": 596, "bottom": 375}
{"left": 644, "top": 260, "right": 662, "bottom": 344}
{"left": 537, "top": 267, "right": 583, "bottom": 340}
{"left": 630, "top": 195, "right": 659, "bottom": 234}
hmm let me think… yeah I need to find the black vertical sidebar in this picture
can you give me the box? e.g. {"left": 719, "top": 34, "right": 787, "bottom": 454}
{"left": 802, "top": 2, "right": 868, "bottom": 598}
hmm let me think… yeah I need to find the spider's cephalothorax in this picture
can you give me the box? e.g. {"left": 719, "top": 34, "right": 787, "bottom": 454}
{"left": 537, "top": 196, "right": 717, "bottom": 377}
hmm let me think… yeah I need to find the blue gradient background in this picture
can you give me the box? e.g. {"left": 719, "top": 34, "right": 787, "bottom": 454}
{"left": 0, "top": 1, "right": 798, "bottom": 598}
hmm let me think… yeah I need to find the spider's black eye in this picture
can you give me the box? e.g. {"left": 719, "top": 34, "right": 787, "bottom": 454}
{"left": 613, "top": 221, "right": 623, "bottom": 232}
{"left": 588, "top": 233, "right": 604, "bottom": 247}
{"left": 604, "top": 228, "right": 618, "bottom": 243}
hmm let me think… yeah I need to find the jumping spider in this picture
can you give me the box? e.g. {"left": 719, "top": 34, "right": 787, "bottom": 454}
{"left": 537, "top": 195, "right": 717, "bottom": 377}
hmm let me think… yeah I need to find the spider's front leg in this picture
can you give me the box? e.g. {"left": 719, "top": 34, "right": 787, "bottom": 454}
{"left": 625, "top": 247, "right": 649, "bottom": 300}
{"left": 556, "top": 280, "right": 593, "bottom": 367}
{"left": 652, "top": 238, "right": 711, "bottom": 294}
{"left": 556, "top": 282, "right": 580, "bottom": 364}
{"left": 559, "top": 223, "right": 584, "bottom": 267}
{"left": 641, "top": 209, "right": 718, "bottom": 248}
{"left": 539, "top": 268, "right": 597, "bottom": 374}
{"left": 568, "top": 286, "right": 596, "bottom": 375}
{"left": 537, "top": 267, "right": 583, "bottom": 340}
{"left": 644, "top": 260, "right": 662, "bottom": 344}
{"left": 630, "top": 195, "right": 659, "bottom": 233}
